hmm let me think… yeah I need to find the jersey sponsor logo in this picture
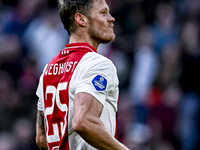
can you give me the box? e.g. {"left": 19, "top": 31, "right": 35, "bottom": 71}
{"left": 92, "top": 75, "right": 107, "bottom": 91}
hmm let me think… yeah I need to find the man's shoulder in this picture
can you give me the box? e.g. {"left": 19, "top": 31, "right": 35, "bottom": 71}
{"left": 86, "top": 52, "right": 113, "bottom": 65}
{"left": 81, "top": 52, "right": 116, "bottom": 74}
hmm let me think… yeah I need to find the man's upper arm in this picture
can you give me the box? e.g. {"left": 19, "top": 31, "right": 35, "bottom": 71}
{"left": 36, "top": 110, "right": 48, "bottom": 149}
{"left": 72, "top": 92, "right": 104, "bottom": 131}
{"left": 36, "top": 110, "right": 45, "bottom": 133}
{"left": 72, "top": 93, "right": 129, "bottom": 150}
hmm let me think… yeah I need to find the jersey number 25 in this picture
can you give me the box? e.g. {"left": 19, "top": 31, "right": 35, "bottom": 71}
{"left": 45, "top": 82, "right": 68, "bottom": 143}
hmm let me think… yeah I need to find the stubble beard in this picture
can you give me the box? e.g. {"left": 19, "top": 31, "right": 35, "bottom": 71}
{"left": 88, "top": 23, "right": 116, "bottom": 44}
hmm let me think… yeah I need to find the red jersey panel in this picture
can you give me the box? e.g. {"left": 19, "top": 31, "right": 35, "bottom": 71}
{"left": 42, "top": 43, "right": 97, "bottom": 150}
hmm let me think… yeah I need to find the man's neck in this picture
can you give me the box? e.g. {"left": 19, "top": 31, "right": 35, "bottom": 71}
{"left": 69, "top": 34, "right": 99, "bottom": 50}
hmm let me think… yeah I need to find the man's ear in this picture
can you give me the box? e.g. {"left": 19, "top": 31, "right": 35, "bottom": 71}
{"left": 74, "top": 13, "right": 88, "bottom": 27}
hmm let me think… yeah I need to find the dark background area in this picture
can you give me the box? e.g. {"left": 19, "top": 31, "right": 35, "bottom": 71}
{"left": 0, "top": 0, "right": 200, "bottom": 149}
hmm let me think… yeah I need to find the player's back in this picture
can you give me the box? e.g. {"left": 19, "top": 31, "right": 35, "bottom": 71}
{"left": 42, "top": 43, "right": 98, "bottom": 150}
{"left": 39, "top": 43, "right": 118, "bottom": 150}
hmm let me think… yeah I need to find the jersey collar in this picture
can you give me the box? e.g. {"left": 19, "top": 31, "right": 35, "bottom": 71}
{"left": 64, "top": 43, "right": 97, "bottom": 53}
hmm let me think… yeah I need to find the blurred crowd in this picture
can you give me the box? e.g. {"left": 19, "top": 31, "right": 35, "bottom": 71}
{"left": 0, "top": 0, "right": 200, "bottom": 150}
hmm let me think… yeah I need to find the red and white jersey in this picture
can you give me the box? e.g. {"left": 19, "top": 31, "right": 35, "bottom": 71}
{"left": 36, "top": 43, "right": 119, "bottom": 150}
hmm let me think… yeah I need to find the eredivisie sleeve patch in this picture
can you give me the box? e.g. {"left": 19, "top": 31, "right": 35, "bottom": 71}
{"left": 92, "top": 75, "right": 107, "bottom": 91}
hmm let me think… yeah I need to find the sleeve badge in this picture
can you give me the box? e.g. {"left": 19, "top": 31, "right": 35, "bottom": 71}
{"left": 92, "top": 75, "right": 107, "bottom": 91}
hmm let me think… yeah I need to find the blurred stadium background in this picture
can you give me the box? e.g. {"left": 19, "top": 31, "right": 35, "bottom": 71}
{"left": 0, "top": 0, "right": 200, "bottom": 149}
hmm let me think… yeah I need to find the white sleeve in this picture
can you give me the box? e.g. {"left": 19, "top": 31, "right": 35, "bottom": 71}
{"left": 36, "top": 65, "right": 48, "bottom": 111}
{"left": 36, "top": 73, "right": 44, "bottom": 111}
{"left": 74, "top": 53, "right": 119, "bottom": 106}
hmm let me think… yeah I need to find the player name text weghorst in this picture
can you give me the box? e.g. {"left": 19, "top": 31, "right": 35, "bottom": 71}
{"left": 44, "top": 62, "right": 78, "bottom": 76}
